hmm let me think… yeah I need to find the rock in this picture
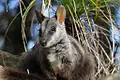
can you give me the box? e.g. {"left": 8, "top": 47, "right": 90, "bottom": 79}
{"left": 0, "top": 50, "right": 20, "bottom": 67}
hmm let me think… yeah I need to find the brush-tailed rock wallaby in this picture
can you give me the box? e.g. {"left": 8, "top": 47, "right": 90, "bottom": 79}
{"left": 0, "top": 5, "right": 95, "bottom": 80}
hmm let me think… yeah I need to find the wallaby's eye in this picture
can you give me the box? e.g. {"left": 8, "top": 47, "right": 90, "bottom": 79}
{"left": 49, "top": 26, "right": 56, "bottom": 35}
{"left": 50, "top": 26, "right": 56, "bottom": 32}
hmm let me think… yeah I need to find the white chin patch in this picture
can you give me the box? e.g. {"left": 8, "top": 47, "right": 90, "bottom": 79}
{"left": 47, "top": 54, "right": 56, "bottom": 62}
{"left": 45, "top": 33, "right": 56, "bottom": 47}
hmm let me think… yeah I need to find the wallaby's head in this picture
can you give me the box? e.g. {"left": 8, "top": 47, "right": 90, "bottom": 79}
{"left": 36, "top": 5, "right": 67, "bottom": 48}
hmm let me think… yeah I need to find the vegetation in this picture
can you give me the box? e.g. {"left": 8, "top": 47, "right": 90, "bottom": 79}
{"left": 1, "top": 0, "right": 120, "bottom": 80}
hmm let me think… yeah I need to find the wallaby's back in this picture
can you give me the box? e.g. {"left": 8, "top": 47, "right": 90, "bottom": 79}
{"left": 67, "top": 35, "right": 95, "bottom": 80}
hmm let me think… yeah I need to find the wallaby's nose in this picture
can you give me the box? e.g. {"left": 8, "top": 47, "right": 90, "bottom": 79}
{"left": 40, "top": 40, "right": 46, "bottom": 47}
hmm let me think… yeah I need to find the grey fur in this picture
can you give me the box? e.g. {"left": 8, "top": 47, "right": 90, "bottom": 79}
{"left": 38, "top": 17, "right": 96, "bottom": 80}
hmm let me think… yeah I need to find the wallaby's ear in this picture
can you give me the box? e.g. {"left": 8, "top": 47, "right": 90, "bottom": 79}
{"left": 35, "top": 10, "right": 45, "bottom": 24}
{"left": 56, "top": 5, "right": 66, "bottom": 24}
